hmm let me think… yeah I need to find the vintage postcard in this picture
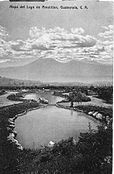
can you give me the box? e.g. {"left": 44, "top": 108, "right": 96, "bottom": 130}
{"left": 0, "top": 1, "right": 113, "bottom": 174}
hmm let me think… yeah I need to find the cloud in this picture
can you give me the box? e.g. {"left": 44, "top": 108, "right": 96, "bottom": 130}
{"left": 0, "top": 59, "right": 10, "bottom": 63}
{"left": 0, "top": 25, "right": 113, "bottom": 65}
{"left": 98, "top": 25, "right": 113, "bottom": 39}
{"left": 0, "top": 25, "right": 8, "bottom": 38}
{"left": 29, "top": 27, "right": 96, "bottom": 48}
{"left": 10, "top": 40, "right": 26, "bottom": 51}
{"left": 95, "top": 25, "right": 113, "bottom": 63}
{"left": 71, "top": 28, "right": 84, "bottom": 35}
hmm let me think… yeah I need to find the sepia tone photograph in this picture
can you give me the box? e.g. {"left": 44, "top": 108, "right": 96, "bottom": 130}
{"left": 0, "top": 1, "right": 113, "bottom": 174}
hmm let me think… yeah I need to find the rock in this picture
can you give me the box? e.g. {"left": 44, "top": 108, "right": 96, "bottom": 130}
{"left": 7, "top": 135, "right": 23, "bottom": 150}
{"left": 39, "top": 98, "right": 48, "bottom": 104}
{"left": 8, "top": 120, "right": 15, "bottom": 125}
{"left": 105, "top": 126, "right": 108, "bottom": 130}
{"left": 15, "top": 141, "right": 23, "bottom": 150}
{"left": 8, "top": 124, "right": 15, "bottom": 129}
{"left": 96, "top": 113, "right": 102, "bottom": 120}
{"left": 72, "top": 138, "right": 77, "bottom": 145}
{"left": 12, "top": 130, "right": 17, "bottom": 137}
{"left": 17, "top": 145, "right": 23, "bottom": 150}
{"left": 105, "top": 116, "right": 110, "bottom": 124}
{"left": 48, "top": 141, "right": 55, "bottom": 147}
{"left": 7, "top": 137, "right": 18, "bottom": 143}
{"left": 7, "top": 133, "right": 15, "bottom": 139}
{"left": 88, "top": 111, "right": 93, "bottom": 115}
{"left": 106, "top": 116, "right": 110, "bottom": 121}
{"left": 15, "top": 141, "right": 22, "bottom": 147}
{"left": 8, "top": 118, "right": 14, "bottom": 122}
{"left": 93, "top": 112, "right": 98, "bottom": 117}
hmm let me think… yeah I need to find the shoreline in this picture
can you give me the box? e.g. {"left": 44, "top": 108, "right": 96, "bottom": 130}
{"left": 0, "top": 90, "right": 112, "bottom": 174}
{"left": 56, "top": 102, "right": 99, "bottom": 122}
{"left": 1, "top": 91, "right": 110, "bottom": 151}
{"left": 56, "top": 101, "right": 112, "bottom": 124}
{"left": 0, "top": 91, "right": 112, "bottom": 149}
{"left": 0, "top": 91, "right": 43, "bottom": 151}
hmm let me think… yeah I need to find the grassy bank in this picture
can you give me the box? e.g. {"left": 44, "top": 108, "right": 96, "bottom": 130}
{"left": 74, "top": 105, "right": 112, "bottom": 118}
{"left": 0, "top": 92, "right": 40, "bottom": 174}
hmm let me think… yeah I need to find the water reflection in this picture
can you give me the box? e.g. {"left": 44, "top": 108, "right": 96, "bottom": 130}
{"left": 15, "top": 97, "right": 99, "bottom": 149}
{"left": 70, "top": 109, "right": 73, "bottom": 116}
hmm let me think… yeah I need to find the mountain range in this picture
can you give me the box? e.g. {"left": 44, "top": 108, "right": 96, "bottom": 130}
{"left": 0, "top": 59, "right": 112, "bottom": 83}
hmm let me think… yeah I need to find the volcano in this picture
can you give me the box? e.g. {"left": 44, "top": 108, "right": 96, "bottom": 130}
{"left": 0, "top": 59, "right": 112, "bottom": 83}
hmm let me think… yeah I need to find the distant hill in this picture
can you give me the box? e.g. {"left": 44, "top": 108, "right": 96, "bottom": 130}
{"left": 0, "top": 76, "right": 112, "bottom": 87}
{"left": 0, "top": 58, "right": 112, "bottom": 83}
{"left": 0, "top": 76, "right": 43, "bottom": 87}
{"left": 48, "top": 81, "right": 113, "bottom": 87}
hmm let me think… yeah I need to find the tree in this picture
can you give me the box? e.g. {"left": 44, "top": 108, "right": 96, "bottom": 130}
{"left": 69, "top": 92, "right": 76, "bottom": 107}
{"left": 68, "top": 91, "right": 90, "bottom": 107}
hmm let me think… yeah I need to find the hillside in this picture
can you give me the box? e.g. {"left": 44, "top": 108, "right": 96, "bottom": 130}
{"left": 0, "top": 76, "right": 43, "bottom": 86}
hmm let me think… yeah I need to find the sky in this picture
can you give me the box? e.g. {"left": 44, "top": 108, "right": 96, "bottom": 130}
{"left": 0, "top": 1, "right": 113, "bottom": 67}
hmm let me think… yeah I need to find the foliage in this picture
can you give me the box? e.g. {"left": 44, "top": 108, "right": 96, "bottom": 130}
{"left": 76, "top": 123, "right": 112, "bottom": 174}
{"left": 0, "top": 90, "right": 6, "bottom": 96}
{"left": 89, "top": 86, "right": 113, "bottom": 104}
{"left": 68, "top": 91, "right": 91, "bottom": 107}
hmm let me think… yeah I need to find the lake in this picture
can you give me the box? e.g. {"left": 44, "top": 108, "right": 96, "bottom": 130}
{"left": 15, "top": 92, "right": 99, "bottom": 149}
